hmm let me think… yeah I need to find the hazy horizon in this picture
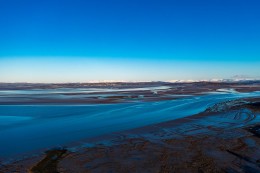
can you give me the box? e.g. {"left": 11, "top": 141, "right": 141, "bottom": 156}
{"left": 1, "top": 0, "right": 259, "bottom": 83}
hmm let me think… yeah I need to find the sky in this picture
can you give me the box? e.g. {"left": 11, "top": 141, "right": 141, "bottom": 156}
{"left": 0, "top": 0, "right": 259, "bottom": 83}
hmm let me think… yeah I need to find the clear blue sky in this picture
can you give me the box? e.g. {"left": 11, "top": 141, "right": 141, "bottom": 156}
{"left": 0, "top": 0, "right": 259, "bottom": 82}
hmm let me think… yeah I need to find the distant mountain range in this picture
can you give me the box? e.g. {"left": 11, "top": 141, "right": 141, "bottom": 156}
{"left": 0, "top": 76, "right": 259, "bottom": 85}
{"left": 167, "top": 78, "right": 260, "bottom": 83}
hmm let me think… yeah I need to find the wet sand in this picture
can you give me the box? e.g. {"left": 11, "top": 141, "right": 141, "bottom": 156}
{"left": 1, "top": 98, "right": 259, "bottom": 173}
{"left": 0, "top": 81, "right": 259, "bottom": 105}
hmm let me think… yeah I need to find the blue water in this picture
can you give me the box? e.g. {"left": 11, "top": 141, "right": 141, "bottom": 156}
{"left": 0, "top": 90, "right": 259, "bottom": 160}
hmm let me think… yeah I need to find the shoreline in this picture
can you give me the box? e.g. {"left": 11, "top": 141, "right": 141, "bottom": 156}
{"left": 1, "top": 98, "right": 259, "bottom": 172}
{"left": 0, "top": 82, "right": 259, "bottom": 105}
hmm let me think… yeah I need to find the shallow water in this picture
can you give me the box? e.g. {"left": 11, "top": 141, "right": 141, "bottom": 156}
{"left": 0, "top": 89, "right": 259, "bottom": 160}
{"left": 0, "top": 86, "right": 171, "bottom": 103}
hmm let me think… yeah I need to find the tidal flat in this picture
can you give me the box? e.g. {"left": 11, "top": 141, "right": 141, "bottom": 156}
{"left": 0, "top": 81, "right": 260, "bottom": 173}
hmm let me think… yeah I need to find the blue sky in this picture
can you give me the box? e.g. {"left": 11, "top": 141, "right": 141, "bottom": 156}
{"left": 0, "top": 0, "right": 259, "bottom": 82}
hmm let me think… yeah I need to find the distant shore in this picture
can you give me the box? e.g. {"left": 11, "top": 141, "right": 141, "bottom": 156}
{"left": 0, "top": 81, "right": 259, "bottom": 105}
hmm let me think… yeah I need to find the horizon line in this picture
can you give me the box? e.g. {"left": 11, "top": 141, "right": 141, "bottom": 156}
{"left": 1, "top": 78, "right": 260, "bottom": 84}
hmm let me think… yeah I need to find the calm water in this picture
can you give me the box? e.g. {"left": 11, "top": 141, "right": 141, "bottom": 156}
{"left": 0, "top": 89, "right": 259, "bottom": 160}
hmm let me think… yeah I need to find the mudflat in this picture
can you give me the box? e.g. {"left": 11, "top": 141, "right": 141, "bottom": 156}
{"left": 0, "top": 81, "right": 259, "bottom": 105}
{"left": 0, "top": 82, "right": 259, "bottom": 173}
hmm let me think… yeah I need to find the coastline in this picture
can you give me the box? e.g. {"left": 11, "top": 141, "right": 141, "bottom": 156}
{"left": 1, "top": 97, "right": 259, "bottom": 173}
